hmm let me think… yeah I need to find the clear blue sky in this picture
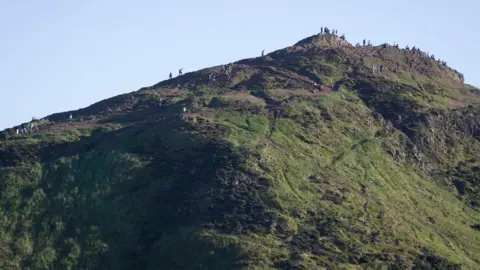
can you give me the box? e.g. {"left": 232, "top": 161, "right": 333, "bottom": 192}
{"left": 1, "top": 0, "right": 478, "bottom": 130}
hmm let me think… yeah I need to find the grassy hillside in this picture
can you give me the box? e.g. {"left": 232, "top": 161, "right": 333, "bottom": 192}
{"left": 1, "top": 33, "right": 479, "bottom": 269}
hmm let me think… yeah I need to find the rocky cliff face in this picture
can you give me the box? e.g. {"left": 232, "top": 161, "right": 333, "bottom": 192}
{"left": 0, "top": 33, "right": 479, "bottom": 269}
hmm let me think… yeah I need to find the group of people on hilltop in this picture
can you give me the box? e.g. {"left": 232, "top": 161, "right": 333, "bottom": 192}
{"left": 404, "top": 45, "right": 452, "bottom": 70}
{"left": 169, "top": 69, "right": 183, "bottom": 79}
{"left": 316, "top": 26, "right": 460, "bottom": 79}
{"left": 168, "top": 68, "right": 184, "bottom": 80}
{"left": 320, "top": 26, "right": 346, "bottom": 40}
{"left": 10, "top": 116, "right": 41, "bottom": 137}
{"left": 157, "top": 26, "right": 462, "bottom": 103}
{"left": 357, "top": 39, "right": 372, "bottom": 46}
{"left": 320, "top": 26, "right": 338, "bottom": 35}
{"left": 167, "top": 61, "right": 234, "bottom": 84}
{"left": 14, "top": 121, "right": 36, "bottom": 136}
{"left": 5, "top": 27, "right": 466, "bottom": 140}
{"left": 10, "top": 113, "right": 74, "bottom": 137}
{"left": 330, "top": 26, "right": 455, "bottom": 72}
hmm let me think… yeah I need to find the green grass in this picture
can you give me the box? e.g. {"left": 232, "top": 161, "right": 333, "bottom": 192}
{"left": 210, "top": 86, "right": 480, "bottom": 268}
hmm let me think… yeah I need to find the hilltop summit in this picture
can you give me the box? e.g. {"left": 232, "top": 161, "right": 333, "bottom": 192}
{"left": 1, "top": 31, "right": 480, "bottom": 269}
{"left": 294, "top": 33, "right": 353, "bottom": 48}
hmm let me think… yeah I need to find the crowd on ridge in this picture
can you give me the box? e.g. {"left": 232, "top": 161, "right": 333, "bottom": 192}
{"left": 3, "top": 29, "right": 465, "bottom": 138}
{"left": 318, "top": 26, "right": 460, "bottom": 77}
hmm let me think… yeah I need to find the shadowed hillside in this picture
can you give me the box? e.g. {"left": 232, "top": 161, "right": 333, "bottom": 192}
{"left": 1, "top": 31, "right": 479, "bottom": 269}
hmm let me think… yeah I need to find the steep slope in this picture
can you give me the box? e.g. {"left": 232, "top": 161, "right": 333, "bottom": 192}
{"left": 1, "top": 33, "right": 480, "bottom": 270}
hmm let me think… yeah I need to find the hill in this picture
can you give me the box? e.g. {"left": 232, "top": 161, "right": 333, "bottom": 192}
{"left": 1, "top": 32, "right": 480, "bottom": 269}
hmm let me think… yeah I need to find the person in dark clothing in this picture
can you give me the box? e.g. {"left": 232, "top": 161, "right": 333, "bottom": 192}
{"left": 169, "top": 72, "right": 172, "bottom": 79}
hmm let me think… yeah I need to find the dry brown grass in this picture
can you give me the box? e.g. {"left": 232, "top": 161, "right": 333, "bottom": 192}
{"left": 220, "top": 91, "right": 267, "bottom": 105}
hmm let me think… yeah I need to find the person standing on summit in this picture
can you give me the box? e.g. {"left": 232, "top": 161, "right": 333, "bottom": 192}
{"left": 179, "top": 68, "right": 183, "bottom": 76}
{"left": 261, "top": 50, "right": 264, "bottom": 57}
